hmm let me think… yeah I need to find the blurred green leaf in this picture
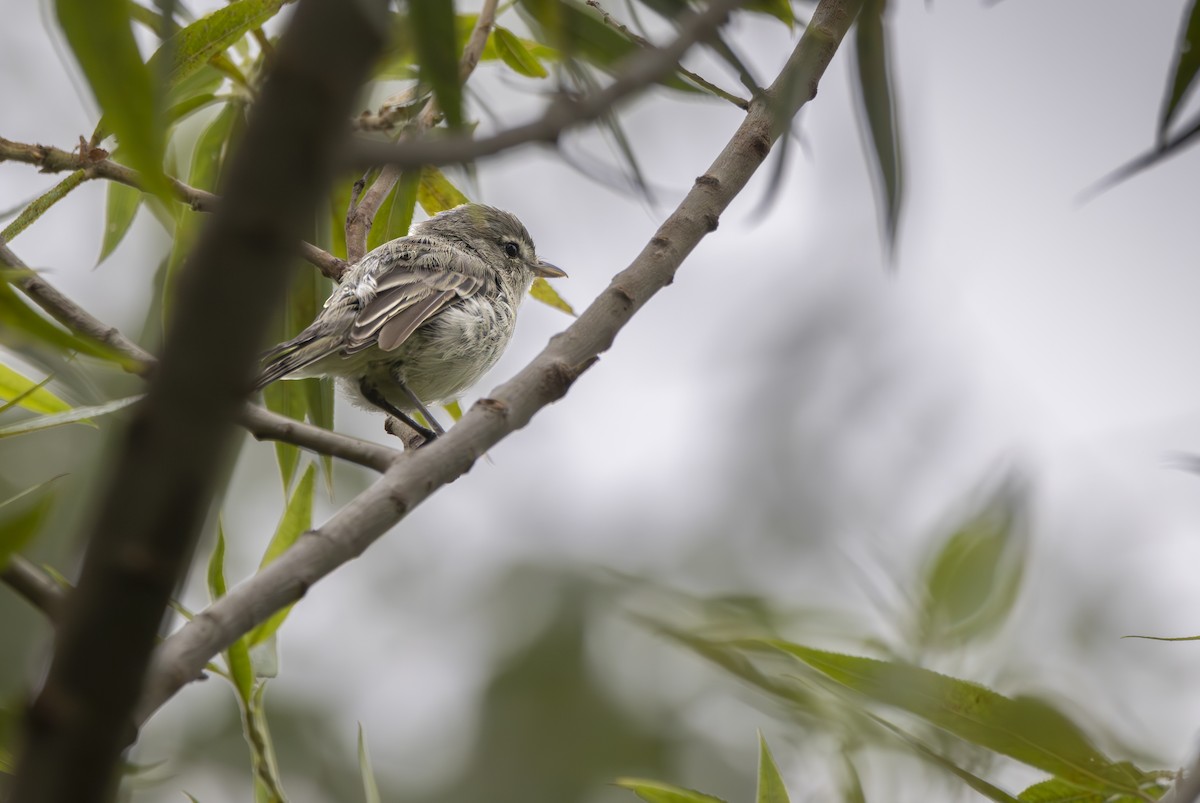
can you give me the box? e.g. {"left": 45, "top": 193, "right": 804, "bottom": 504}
{"left": 919, "top": 482, "right": 1026, "bottom": 647}
{"left": 417, "top": 166, "right": 469, "bottom": 214}
{"left": 442, "top": 398, "right": 463, "bottom": 421}
{"left": 367, "top": 171, "right": 420, "bottom": 252}
{"left": 747, "top": 0, "right": 794, "bottom": 28}
{"left": 0, "top": 395, "right": 141, "bottom": 439}
{"left": 98, "top": 179, "right": 143, "bottom": 265}
{"left": 358, "top": 723, "right": 382, "bottom": 803}
{"left": 206, "top": 522, "right": 231, "bottom": 600}
{"left": 1160, "top": 0, "right": 1200, "bottom": 141}
{"left": 756, "top": 734, "right": 790, "bottom": 803}
{"left": 839, "top": 751, "right": 866, "bottom": 803}
{"left": 247, "top": 464, "right": 315, "bottom": 646}
{"left": 410, "top": 0, "right": 464, "bottom": 129}
{"left": 262, "top": 378, "right": 306, "bottom": 489}
{"left": 165, "top": 91, "right": 224, "bottom": 127}
{"left": 615, "top": 778, "right": 728, "bottom": 803}
{"left": 493, "top": 25, "right": 549, "bottom": 78}
{"left": 853, "top": 0, "right": 904, "bottom": 255}
{"left": 56, "top": 0, "right": 169, "bottom": 199}
{"left": 0, "top": 279, "right": 137, "bottom": 369}
{"left": 1, "top": 170, "right": 88, "bottom": 244}
{"left": 769, "top": 643, "right": 1149, "bottom": 795}
{"left": 0, "top": 487, "right": 54, "bottom": 571}
{"left": 0, "top": 364, "right": 70, "bottom": 416}
{"left": 530, "top": 277, "right": 575, "bottom": 316}
{"left": 1017, "top": 772, "right": 1170, "bottom": 801}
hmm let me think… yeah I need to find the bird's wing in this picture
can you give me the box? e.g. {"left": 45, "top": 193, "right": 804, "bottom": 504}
{"left": 346, "top": 242, "right": 488, "bottom": 354}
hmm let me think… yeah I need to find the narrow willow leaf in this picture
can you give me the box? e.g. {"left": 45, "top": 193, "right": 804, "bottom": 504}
{"left": 0, "top": 395, "right": 141, "bottom": 439}
{"left": 246, "top": 464, "right": 316, "bottom": 646}
{"left": 747, "top": 0, "right": 794, "bottom": 28}
{"left": 263, "top": 381, "right": 305, "bottom": 490}
{"left": 368, "top": 171, "right": 420, "bottom": 251}
{"left": 358, "top": 724, "right": 382, "bottom": 803}
{"left": 0, "top": 280, "right": 136, "bottom": 368}
{"left": 56, "top": 0, "right": 169, "bottom": 198}
{"left": 770, "top": 643, "right": 1147, "bottom": 795}
{"left": 98, "top": 179, "right": 142, "bottom": 265}
{"left": 853, "top": 0, "right": 904, "bottom": 255}
{"left": 150, "top": 0, "right": 288, "bottom": 90}
{"left": 0, "top": 364, "right": 70, "bottom": 416}
{"left": 756, "top": 734, "right": 790, "bottom": 803}
{"left": 442, "top": 399, "right": 463, "bottom": 421}
{"left": 530, "top": 277, "right": 575, "bottom": 316}
{"left": 1, "top": 171, "right": 88, "bottom": 244}
{"left": 1160, "top": 0, "right": 1200, "bottom": 140}
{"left": 0, "top": 489, "right": 53, "bottom": 570}
{"left": 165, "top": 91, "right": 224, "bottom": 127}
{"left": 839, "top": 751, "right": 866, "bottom": 803}
{"left": 410, "top": 0, "right": 463, "bottom": 128}
{"left": 494, "top": 25, "right": 549, "bottom": 78}
{"left": 207, "top": 523, "right": 231, "bottom": 600}
{"left": 417, "top": 167, "right": 469, "bottom": 214}
{"left": 614, "top": 778, "right": 728, "bottom": 803}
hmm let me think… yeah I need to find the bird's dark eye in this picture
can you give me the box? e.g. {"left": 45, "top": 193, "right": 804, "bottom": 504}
{"left": 504, "top": 242, "right": 520, "bottom": 258}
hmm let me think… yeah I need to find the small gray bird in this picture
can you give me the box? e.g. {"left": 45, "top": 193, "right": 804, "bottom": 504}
{"left": 257, "top": 203, "right": 566, "bottom": 441}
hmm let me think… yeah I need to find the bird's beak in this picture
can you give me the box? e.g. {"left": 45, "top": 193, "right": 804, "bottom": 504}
{"left": 533, "top": 260, "right": 567, "bottom": 279}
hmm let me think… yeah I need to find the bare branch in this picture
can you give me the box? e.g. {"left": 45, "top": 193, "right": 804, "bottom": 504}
{"left": 0, "top": 138, "right": 349, "bottom": 282}
{"left": 10, "top": 0, "right": 390, "bottom": 799}
{"left": 138, "top": 0, "right": 865, "bottom": 727}
{"left": 348, "top": 0, "right": 745, "bottom": 173}
{"left": 345, "top": 0, "right": 500, "bottom": 263}
{"left": 2, "top": 556, "right": 66, "bottom": 623}
{"left": 240, "top": 404, "right": 398, "bottom": 471}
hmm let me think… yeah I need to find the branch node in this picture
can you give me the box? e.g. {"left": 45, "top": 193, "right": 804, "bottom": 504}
{"left": 694, "top": 174, "right": 720, "bottom": 189}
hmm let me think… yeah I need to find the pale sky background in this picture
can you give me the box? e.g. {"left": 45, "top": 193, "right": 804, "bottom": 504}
{"left": 3, "top": 1, "right": 1200, "bottom": 801}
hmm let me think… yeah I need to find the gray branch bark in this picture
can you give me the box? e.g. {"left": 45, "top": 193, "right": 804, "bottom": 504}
{"left": 9, "top": 0, "right": 389, "bottom": 800}
{"left": 136, "top": 0, "right": 865, "bottom": 727}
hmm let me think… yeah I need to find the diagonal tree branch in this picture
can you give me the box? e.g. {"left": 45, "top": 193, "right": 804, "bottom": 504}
{"left": 9, "top": 1, "right": 389, "bottom": 800}
{"left": 137, "top": 0, "right": 865, "bottom": 727}
{"left": 347, "top": 0, "right": 747, "bottom": 173}
{"left": 2, "top": 556, "right": 66, "bottom": 623}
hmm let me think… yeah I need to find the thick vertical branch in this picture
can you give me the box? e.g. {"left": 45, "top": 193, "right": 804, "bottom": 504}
{"left": 9, "top": 1, "right": 388, "bottom": 801}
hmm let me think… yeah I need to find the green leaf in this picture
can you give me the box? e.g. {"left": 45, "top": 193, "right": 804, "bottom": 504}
{"left": 746, "top": 0, "right": 794, "bottom": 28}
{"left": 769, "top": 643, "right": 1148, "bottom": 795}
{"left": 246, "top": 464, "right": 315, "bottom": 646}
{"left": 919, "top": 481, "right": 1026, "bottom": 647}
{"left": 150, "top": 0, "right": 288, "bottom": 91}
{"left": 1160, "top": 0, "right": 1200, "bottom": 141}
{"left": 358, "top": 723, "right": 382, "bottom": 803}
{"left": 0, "top": 395, "right": 141, "bottom": 439}
{"left": 853, "top": 0, "right": 904, "bottom": 255}
{"left": 98, "top": 179, "right": 143, "bottom": 265}
{"left": 190, "top": 103, "right": 237, "bottom": 193}
{"left": 0, "top": 364, "right": 70, "bottom": 416}
{"left": 493, "top": 25, "right": 549, "bottom": 78}
{"left": 410, "top": 0, "right": 464, "bottom": 129}
{"left": 1, "top": 171, "right": 89, "bottom": 244}
{"left": 207, "top": 521, "right": 231, "bottom": 601}
{"left": 0, "top": 278, "right": 125, "bottom": 365}
{"left": 0, "top": 486, "right": 54, "bottom": 570}
{"left": 442, "top": 399, "right": 463, "bottom": 421}
{"left": 262, "top": 380, "right": 306, "bottom": 488}
{"left": 615, "top": 778, "right": 728, "bottom": 803}
{"left": 530, "top": 277, "right": 575, "bottom": 316}
{"left": 756, "top": 734, "right": 790, "bottom": 803}
{"left": 367, "top": 171, "right": 420, "bottom": 252}
{"left": 56, "top": 0, "right": 169, "bottom": 199}
{"left": 417, "top": 167, "right": 469, "bottom": 214}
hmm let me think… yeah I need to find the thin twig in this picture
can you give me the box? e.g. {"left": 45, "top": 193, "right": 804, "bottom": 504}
{"left": 0, "top": 137, "right": 349, "bottom": 281}
{"left": 138, "top": 0, "right": 864, "bottom": 727}
{"left": 585, "top": 0, "right": 750, "bottom": 110}
{"left": 347, "top": 0, "right": 744, "bottom": 172}
{"left": 2, "top": 556, "right": 66, "bottom": 623}
{"left": 344, "top": 0, "right": 501, "bottom": 263}
{"left": 241, "top": 404, "right": 397, "bottom": 470}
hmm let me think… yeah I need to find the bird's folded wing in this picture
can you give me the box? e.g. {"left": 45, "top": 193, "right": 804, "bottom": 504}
{"left": 347, "top": 250, "right": 487, "bottom": 354}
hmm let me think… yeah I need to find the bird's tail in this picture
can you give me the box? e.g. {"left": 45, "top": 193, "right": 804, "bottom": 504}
{"left": 256, "top": 330, "right": 334, "bottom": 389}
